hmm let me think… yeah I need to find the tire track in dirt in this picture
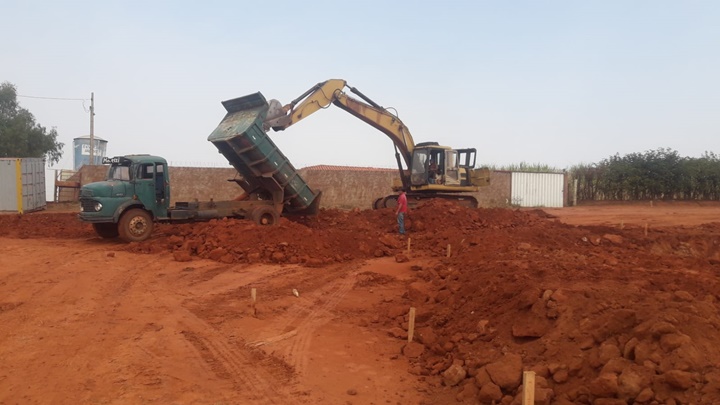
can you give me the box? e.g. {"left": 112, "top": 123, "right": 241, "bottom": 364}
{"left": 285, "top": 273, "right": 356, "bottom": 374}
{"left": 249, "top": 269, "right": 358, "bottom": 375}
{"left": 179, "top": 312, "right": 290, "bottom": 404}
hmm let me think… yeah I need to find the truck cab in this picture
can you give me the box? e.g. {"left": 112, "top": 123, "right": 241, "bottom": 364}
{"left": 79, "top": 155, "right": 169, "bottom": 241}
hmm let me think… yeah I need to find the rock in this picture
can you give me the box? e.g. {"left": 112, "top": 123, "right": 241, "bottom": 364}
{"left": 270, "top": 251, "right": 286, "bottom": 262}
{"left": 387, "top": 327, "right": 407, "bottom": 339}
{"left": 402, "top": 342, "right": 425, "bottom": 359}
{"left": 633, "top": 340, "right": 659, "bottom": 364}
{"left": 535, "top": 375, "right": 550, "bottom": 388}
{"left": 516, "top": 288, "right": 541, "bottom": 309}
{"left": 659, "top": 333, "right": 691, "bottom": 352}
{"left": 535, "top": 387, "right": 554, "bottom": 405}
{"left": 603, "top": 234, "right": 623, "bottom": 244}
{"left": 517, "top": 242, "right": 533, "bottom": 251}
{"left": 589, "top": 310, "right": 637, "bottom": 343}
{"left": 346, "top": 388, "right": 357, "bottom": 395}
{"left": 395, "top": 253, "right": 410, "bottom": 263}
{"left": 475, "top": 367, "right": 492, "bottom": 386}
{"left": 373, "top": 249, "right": 385, "bottom": 257}
{"left": 441, "top": 363, "right": 466, "bottom": 387}
{"left": 485, "top": 353, "right": 523, "bottom": 391}
{"left": 456, "top": 382, "right": 479, "bottom": 402}
{"left": 664, "top": 370, "right": 694, "bottom": 390}
{"left": 173, "top": 250, "right": 192, "bottom": 262}
{"left": 106, "top": 252, "right": 116, "bottom": 258}
{"left": 478, "top": 382, "right": 503, "bottom": 403}
{"left": 553, "top": 369, "right": 569, "bottom": 383}
{"left": 547, "top": 363, "right": 565, "bottom": 374}
{"left": 598, "top": 343, "right": 621, "bottom": 365}
{"left": 416, "top": 327, "right": 437, "bottom": 346}
{"left": 529, "top": 364, "right": 550, "bottom": 378}
{"left": 602, "top": 357, "right": 630, "bottom": 375}
{"left": 378, "top": 234, "right": 401, "bottom": 249}
{"left": 208, "top": 247, "right": 227, "bottom": 261}
{"left": 673, "top": 290, "right": 694, "bottom": 302}
{"left": 634, "top": 387, "right": 654, "bottom": 402}
{"left": 617, "top": 368, "right": 644, "bottom": 399}
{"left": 623, "top": 337, "right": 639, "bottom": 359}
{"left": 589, "top": 373, "right": 619, "bottom": 398}
{"left": 247, "top": 252, "right": 261, "bottom": 262}
{"left": 649, "top": 321, "right": 677, "bottom": 337}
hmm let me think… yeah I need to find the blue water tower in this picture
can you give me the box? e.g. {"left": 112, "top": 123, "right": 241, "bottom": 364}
{"left": 73, "top": 135, "right": 108, "bottom": 170}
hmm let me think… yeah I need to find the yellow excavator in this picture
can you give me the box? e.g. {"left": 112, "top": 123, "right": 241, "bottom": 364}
{"left": 261, "top": 79, "right": 490, "bottom": 208}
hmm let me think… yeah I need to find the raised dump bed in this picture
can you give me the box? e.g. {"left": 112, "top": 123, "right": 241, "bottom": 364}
{"left": 207, "top": 92, "right": 320, "bottom": 214}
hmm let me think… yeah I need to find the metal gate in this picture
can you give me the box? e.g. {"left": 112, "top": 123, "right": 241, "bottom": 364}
{"left": 510, "top": 172, "right": 564, "bottom": 208}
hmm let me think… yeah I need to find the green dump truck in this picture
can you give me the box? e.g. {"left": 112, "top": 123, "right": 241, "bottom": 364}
{"left": 78, "top": 93, "right": 321, "bottom": 242}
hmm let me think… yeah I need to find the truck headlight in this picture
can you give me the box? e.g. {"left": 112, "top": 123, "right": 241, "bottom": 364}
{"left": 94, "top": 202, "right": 103, "bottom": 212}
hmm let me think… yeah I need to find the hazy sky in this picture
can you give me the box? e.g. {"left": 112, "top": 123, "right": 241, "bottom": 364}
{"left": 3, "top": 1, "right": 719, "bottom": 175}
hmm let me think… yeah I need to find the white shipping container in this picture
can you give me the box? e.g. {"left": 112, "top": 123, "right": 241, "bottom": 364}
{"left": 0, "top": 158, "right": 46, "bottom": 213}
{"left": 511, "top": 172, "right": 565, "bottom": 208}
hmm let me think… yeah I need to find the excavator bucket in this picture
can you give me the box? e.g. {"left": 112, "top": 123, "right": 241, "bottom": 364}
{"left": 221, "top": 92, "right": 268, "bottom": 114}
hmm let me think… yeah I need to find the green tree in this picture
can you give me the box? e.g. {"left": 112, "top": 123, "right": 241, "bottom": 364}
{"left": 0, "top": 82, "right": 64, "bottom": 164}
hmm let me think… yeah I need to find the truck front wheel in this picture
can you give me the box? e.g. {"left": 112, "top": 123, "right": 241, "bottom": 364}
{"left": 251, "top": 206, "right": 279, "bottom": 226}
{"left": 92, "top": 223, "right": 119, "bottom": 239}
{"left": 118, "top": 208, "right": 154, "bottom": 242}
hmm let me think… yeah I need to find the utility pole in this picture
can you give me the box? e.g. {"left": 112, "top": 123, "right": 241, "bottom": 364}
{"left": 89, "top": 92, "right": 95, "bottom": 165}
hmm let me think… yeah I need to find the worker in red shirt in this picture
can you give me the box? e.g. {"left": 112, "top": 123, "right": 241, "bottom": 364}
{"left": 396, "top": 190, "right": 408, "bottom": 235}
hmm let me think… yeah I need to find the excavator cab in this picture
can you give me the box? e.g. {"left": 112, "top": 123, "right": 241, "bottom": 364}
{"left": 410, "top": 143, "right": 478, "bottom": 187}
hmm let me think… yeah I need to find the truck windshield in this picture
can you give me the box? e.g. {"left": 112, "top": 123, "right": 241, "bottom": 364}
{"left": 107, "top": 165, "right": 131, "bottom": 181}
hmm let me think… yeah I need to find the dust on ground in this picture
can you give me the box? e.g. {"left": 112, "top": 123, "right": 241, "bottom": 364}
{"left": 1, "top": 201, "right": 720, "bottom": 404}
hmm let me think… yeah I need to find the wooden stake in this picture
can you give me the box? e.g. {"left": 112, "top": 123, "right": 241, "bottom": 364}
{"left": 251, "top": 288, "right": 257, "bottom": 317}
{"left": 644, "top": 223, "right": 648, "bottom": 237}
{"left": 446, "top": 244, "right": 451, "bottom": 258}
{"left": 620, "top": 220, "right": 624, "bottom": 230}
{"left": 407, "top": 237, "right": 411, "bottom": 254}
{"left": 522, "top": 370, "right": 536, "bottom": 405}
{"left": 407, "top": 307, "right": 416, "bottom": 343}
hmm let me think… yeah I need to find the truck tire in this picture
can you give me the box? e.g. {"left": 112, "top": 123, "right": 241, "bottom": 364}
{"left": 251, "top": 206, "right": 279, "bottom": 226}
{"left": 92, "top": 223, "right": 119, "bottom": 239}
{"left": 118, "top": 208, "right": 154, "bottom": 242}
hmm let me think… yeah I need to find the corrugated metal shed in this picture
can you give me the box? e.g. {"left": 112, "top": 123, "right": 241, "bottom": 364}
{"left": 511, "top": 172, "right": 565, "bottom": 208}
{"left": 0, "top": 158, "right": 46, "bottom": 213}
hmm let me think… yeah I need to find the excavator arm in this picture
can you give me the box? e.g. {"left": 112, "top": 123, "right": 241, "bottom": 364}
{"left": 264, "top": 79, "right": 416, "bottom": 170}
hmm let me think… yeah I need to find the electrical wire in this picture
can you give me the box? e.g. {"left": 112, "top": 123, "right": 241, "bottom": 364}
{"left": 17, "top": 95, "right": 89, "bottom": 101}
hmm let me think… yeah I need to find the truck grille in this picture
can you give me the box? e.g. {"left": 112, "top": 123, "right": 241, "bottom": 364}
{"left": 80, "top": 199, "right": 96, "bottom": 212}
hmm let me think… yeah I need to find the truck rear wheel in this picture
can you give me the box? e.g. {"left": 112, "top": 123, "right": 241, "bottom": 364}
{"left": 251, "top": 206, "right": 279, "bottom": 226}
{"left": 92, "top": 223, "right": 119, "bottom": 239}
{"left": 118, "top": 208, "right": 154, "bottom": 242}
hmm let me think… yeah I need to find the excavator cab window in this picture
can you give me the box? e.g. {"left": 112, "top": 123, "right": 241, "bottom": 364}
{"left": 457, "top": 149, "right": 477, "bottom": 168}
{"left": 444, "top": 150, "right": 461, "bottom": 185}
{"left": 410, "top": 149, "right": 429, "bottom": 186}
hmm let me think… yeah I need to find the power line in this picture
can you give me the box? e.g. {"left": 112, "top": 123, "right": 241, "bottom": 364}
{"left": 17, "top": 94, "right": 89, "bottom": 101}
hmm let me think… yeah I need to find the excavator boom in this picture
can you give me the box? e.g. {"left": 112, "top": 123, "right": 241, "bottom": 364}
{"left": 264, "top": 79, "right": 415, "bottom": 170}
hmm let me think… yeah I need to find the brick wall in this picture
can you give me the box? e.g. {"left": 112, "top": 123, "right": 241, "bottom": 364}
{"left": 71, "top": 165, "right": 516, "bottom": 209}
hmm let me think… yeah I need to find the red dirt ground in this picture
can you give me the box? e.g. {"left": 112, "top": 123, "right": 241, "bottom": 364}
{"left": 1, "top": 201, "right": 720, "bottom": 404}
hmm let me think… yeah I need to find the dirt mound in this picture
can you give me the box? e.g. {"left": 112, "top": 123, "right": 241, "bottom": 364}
{"left": 3, "top": 203, "right": 720, "bottom": 404}
{"left": 0, "top": 212, "right": 94, "bottom": 239}
{"left": 368, "top": 207, "right": 720, "bottom": 404}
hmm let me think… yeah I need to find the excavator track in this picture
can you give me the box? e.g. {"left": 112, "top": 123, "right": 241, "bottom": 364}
{"left": 374, "top": 194, "right": 478, "bottom": 210}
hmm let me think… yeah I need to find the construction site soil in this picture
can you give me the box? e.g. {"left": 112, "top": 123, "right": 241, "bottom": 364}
{"left": 1, "top": 201, "right": 720, "bottom": 404}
